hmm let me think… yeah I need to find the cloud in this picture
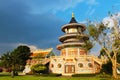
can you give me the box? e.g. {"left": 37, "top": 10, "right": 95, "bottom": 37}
{"left": 102, "top": 17, "right": 114, "bottom": 29}
{"left": 18, "top": 43, "right": 38, "bottom": 51}
{"left": 102, "top": 12, "right": 120, "bottom": 29}
{"left": 27, "top": 0, "right": 99, "bottom": 14}
{"left": 86, "top": 0, "right": 99, "bottom": 5}
{"left": 0, "top": 0, "right": 64, "bottom": 54}
{"left": 0, "top": 43, "right": 17, "bottom": 53}
{"left": 27, "top": 0, "right": 84, "bottom": 14}
{"left": 112, "top": 3, "right": 120, "bottom": 12}
{"left": 85, "top": 6, "right": 95, "bottom": 16}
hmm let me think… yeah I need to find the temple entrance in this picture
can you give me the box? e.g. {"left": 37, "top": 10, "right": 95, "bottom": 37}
{"left": 65, "top": 65, "right": 75, "bottom": 73}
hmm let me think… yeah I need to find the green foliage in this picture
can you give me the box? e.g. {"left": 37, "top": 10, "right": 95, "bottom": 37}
{"left": 98, "top": 23, "right": 106, "bottom": 34}
{"left": 87, "top": 23, "right": 106, "bottom": 43}
{"left": 101, "top": 61, "right": 112, "bottom": 74}
{"left": 117, "top": 52, "right": 120, "bottom": 63}
{"left": 31, "top": 64, "right": 47, "bottom": 74}
{"left": 99, "top": 48, "right": 120, "bottom": 63}
{"left": 114, "top": 39, "right": 120, "bottom": 48}
{"left": 88, "top": 24, "right": 99, "bottom": 40}
{"left": 0, "top": 52, "right": 12, "bottom": 68}
{"left": 98, "top": 48, "right": 108, "bottom": 59}
{"left": 11, "top": 45, "right": 30, "bottom": 66}
{"left": 87, "top": 20, "right": 120, "bottom": 78}
{"left": 0, "top": 45, "right": 30, "bottom": 77}
{"left": 96, "top": 72, "right": 111, "bottom": 78}
{"left": 84, "top": 40, "right": 93, "bottom": 51}
{"left": 0, "top": 61, "right": 3, "bottom": 67}
{"left": 100, "top": 48, "right": 106, "bottom": 56}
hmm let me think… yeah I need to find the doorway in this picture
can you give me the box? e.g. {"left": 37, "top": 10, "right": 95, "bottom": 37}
{"left": 65, "top": 65, "right": 75, "bottom": 73}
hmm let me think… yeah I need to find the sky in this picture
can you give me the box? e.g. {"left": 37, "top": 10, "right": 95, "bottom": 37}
{"left": 0, "top": 0, "right": 120, "bottom": 56}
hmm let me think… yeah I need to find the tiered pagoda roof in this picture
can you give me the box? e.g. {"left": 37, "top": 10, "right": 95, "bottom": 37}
{"left": 57, "top": 13, "right": 89, "bottom": 50}
{"left": 30, "top": 48, "right": 54, "bottom": 58}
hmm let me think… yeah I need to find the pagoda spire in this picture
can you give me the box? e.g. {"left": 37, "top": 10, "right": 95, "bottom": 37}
{"left": 69, "top": 12, "right": 77, "bottom": 23}
{"left": 72, "top": 12, "right": 74, "bottom": 18}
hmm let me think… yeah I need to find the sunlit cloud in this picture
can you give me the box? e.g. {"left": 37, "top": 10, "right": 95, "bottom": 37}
{"left": 102, "top": 12, "right": 120, "bottom": 29}
{"left": 102, "top": 17, "right": 114, "bottom": 29}
{"left": 18, "top": 43, "right": 38, "bottom": 51}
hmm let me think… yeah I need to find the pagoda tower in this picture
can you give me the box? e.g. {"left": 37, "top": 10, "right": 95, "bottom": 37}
{"left": 50, "top": 13, "right": 102, "bottom": 76}
{"left": 57, "top": 13, "right": 89, "bottom": 56}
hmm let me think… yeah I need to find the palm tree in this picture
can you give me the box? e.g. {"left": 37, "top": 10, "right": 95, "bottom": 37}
{"left": 0, "top": 52, "right": 12, "bottom": 68}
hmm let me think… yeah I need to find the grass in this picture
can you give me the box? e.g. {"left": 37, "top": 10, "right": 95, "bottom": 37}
{"left": 0, "top": 72, "right": 119, "bottom": 80}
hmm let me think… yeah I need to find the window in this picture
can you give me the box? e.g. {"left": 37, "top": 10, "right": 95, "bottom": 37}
{"left": 51, "top": 64, "right": 54, "bottom": 68}
{"left": 67, "top": 48, "right": 78, "bottom": 56}
{"left": 78, "top": 63, "right": 83, "bottom": 68}
{"left": 57, "top": 63, "right": 62, "bottom": 68}
{"left": 88, "top": 63, "right": 93, "bottom": 68}
{"left": 68, "top": 28, "right": 77, "bottom": 33}
{"left": 61, "top": 49, "right": 66, "bottom": 56}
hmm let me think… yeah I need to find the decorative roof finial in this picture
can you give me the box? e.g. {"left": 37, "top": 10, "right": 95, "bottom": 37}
{"left": 72, "top": 12, "right": 74, "bottom": 18}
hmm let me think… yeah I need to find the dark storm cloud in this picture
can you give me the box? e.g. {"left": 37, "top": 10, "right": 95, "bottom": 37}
{"left": 0, "top": 0, "right": 31, "bottom": 42}
{"left": 0, "top": 0, "right": 65, "bottom": 54}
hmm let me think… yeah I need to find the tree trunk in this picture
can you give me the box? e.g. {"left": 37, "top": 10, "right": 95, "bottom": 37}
{"left": 11, "top": 70, "right": 15, "bottom": 78}
{"left": 112, "top": 60, "right": 117, "bottom": 79}
{"left": 11, "top": 64, "right": 15, "bottom": 78}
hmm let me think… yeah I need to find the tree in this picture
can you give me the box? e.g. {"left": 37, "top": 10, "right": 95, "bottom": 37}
{"left": 10, "top": 45, "right": 30, "bottom": 77}
{"left": 83, "top": 40, "right": 93, "bottom": 51}
{"left": 12, "top": 45, "right": 31, "bottom": 68}
{"left": 101, "top": 61, "right": 112, "bottom": 74}
{"left": 0, "top": 51, "right": 18, "bottom": 77}
{"left": 0, "top": 45, "right": 30, "bottom": 77}
{"left": 0, "top": 52, "right": 12, "bottom": 68}
{"left": 88, "top": 13, "right": 120, "bottom": 78}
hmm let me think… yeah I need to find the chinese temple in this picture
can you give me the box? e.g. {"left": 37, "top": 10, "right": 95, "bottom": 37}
{"left": 49, "top": 13, "right": 102, "bottom": 76}
{"left": 23, "top": 48, "right": 54, "bottom": 74}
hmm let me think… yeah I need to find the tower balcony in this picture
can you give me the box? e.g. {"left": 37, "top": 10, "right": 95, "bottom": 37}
{"left": 56, "top": 42, "right": 85, "bottom": 50}
{"left": 62, "top": 23, "right": 86, "bottom": 33}
{"left": 59, "top": 33, "right": 89, "bottom": 42}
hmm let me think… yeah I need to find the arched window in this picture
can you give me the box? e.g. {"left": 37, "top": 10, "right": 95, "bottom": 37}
{"left": 51, "top": 64, "right": 54, "bottom": 68}
{"left": 57, "top": 63, "right": 62, "bottom": 68}
{"left": 88, "top": 63, "right": 93, "bottom": 68}
{"left": 78, "top": 63, "right": 83, "bottom": 68}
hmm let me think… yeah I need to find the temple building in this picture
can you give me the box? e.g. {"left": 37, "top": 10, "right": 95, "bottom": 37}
{"left": 23, "top": 48, "right": 53, "bottom": 74}
{"left": 49, "top": 13, "right": 102, "bottom": 76}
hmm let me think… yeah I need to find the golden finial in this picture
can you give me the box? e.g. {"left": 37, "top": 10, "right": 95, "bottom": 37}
{"left": 72, "top": 12, "right": 74, "bottom": 18}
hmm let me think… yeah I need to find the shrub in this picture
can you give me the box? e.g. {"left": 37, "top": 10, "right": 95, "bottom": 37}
{"left": 31, "top": 64, "right": 47, "bottom": 74}
{"left": 6, "top": 68, "right": 12, "bottom": 72}
{"left": 72, "top": 74, "right": 96, "bottom": 77}
{"left": 37, "top": 73, "right": 61, "bottom": 77}
{"left": 101, "top": 61, "right": 112, "bottom": 74}
{"left": 0, "top": 67, "right": 3, "bottom": 72}
{"left": 96, "top": 72, "right": 111, "bottom": 78}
